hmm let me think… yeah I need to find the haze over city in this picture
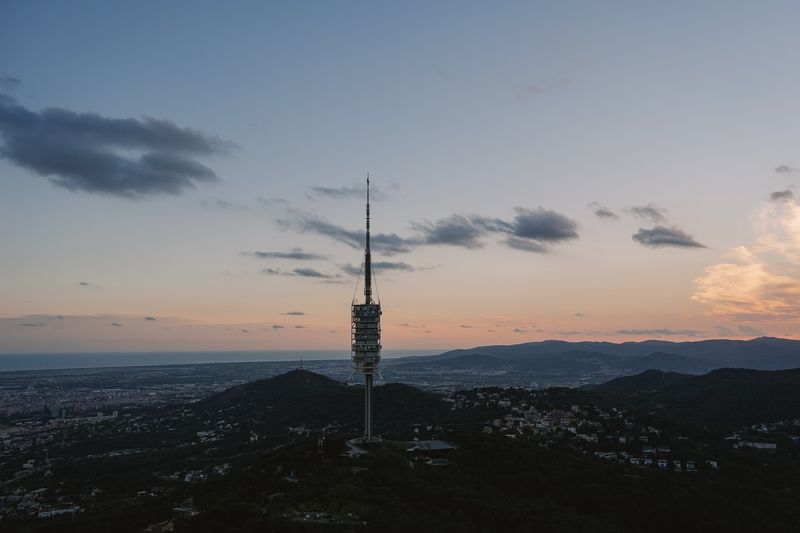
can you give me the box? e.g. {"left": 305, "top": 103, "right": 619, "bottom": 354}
{"left": 3, "top": 1, "right": 800, "bottom": 353}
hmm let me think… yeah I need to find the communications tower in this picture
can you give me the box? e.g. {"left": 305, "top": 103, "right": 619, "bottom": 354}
{"left": 351, "top": 176, "right": 382, "bottom": 441}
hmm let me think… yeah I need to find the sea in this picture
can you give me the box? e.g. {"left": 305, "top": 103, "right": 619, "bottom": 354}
{"left": 0, "top": 350, "right": 438, "bottom": 372}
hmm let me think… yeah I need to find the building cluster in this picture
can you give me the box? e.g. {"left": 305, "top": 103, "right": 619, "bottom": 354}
{"left": 0, "top": 486, "right": 83, "bottom": 523}
{"left": 453, "top": 388, "right": 724, "bottom": 473}
{"left": 725, "top": 418, "right": 800, "bottom": 452}
{"left": 0, "top": 381, "right": 223, "bottom": 419}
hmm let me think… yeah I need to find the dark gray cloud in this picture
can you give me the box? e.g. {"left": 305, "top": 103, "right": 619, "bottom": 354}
{"left": 294, "top": 325, "right": 306, "bottom": 329}
{"left": 614, "top": 328, "right": 703, "bottom": 337}
{"left": 257, "top": 196, "right": 289, "bottom": 206}
{"left": 279, "top": 211, "right": 416, "bottom": 255}
{"left": 770, "top": 190, "right": 794, "bottom": 202}
{"left": 460, "top": 324, "right": 472, "bottom": 329}
{"left": 244, "top": 247, "right": 327, "bottom": 261}
{"left": 574, "top": 312, "right": 586, "bottom": 317}
{"left": 626, "top": 204, "right": 667, "bottom": 223}
{"left": 504, "top": 236, "right": 548, "bottom": 253}
{"left": 589, "top": 202, "right": 620, "bottom": 220}
{"left": 0, "top": 74, "right": 21, "bottom": 92}
{"left": 263, "top": 267, "right": 336, "bottom": 279}
{"left": 310, "top": 185, "right": 362, "bottom": 199}
{"left": 281, "top": 206, "right": 578, "bottom": 255}
{"left": 309, "top": 184, "right": 387, "bottom": 200}
{"left": 632, "top": 226, "right": 706, "bottom": 249}
{"left": 272, "top": 324, "right": 285, "bottom": 330}
{"left": 513, "top": 328, "right": 528, "bottom": 333}
{"left": 340, "top": 261, "right": 417, "bottom": 276}
{"left": 20, "top": 322, "right": 44, "bottom": 327}
{"left": 413, "top": 208, "right": 578, "bottom": 253}
{"left": 111, "top": 322, "right": 123, "bottom": 327}
{"left": 775, "top": 165, "right": 798, "bottom": 174}
{"left": 413, "top": 215, "right": 486, "bottom": 248}
{"left": 0, "top": 95, "right": 233, "bottom": 197}
{"left": 241, "top": 329, "right": 250, "bottom": 333}
{"left": 510, "top": 207, "right": 579, "bottom": 241}
{"left": 311, "top": 184, "right": 390, "bottom": 200}
{"left": 294, "top": 267, "right": 331, "bottom": 278}
{"left": 283, "top": 311, "right": 305, "bottom": 316}
{"left": 144, "top": 316, "right": 157, "bottom": 321}
{"left": 78, "top": 281, "right": 99, "bottom": 288}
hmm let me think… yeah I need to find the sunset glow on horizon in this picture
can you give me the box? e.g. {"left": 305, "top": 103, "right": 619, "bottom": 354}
{"left": 3, "top": 2, "right": 800, "bottom": 353}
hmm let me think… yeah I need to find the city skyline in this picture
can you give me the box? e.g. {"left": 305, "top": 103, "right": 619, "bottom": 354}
{"left": 3, "top": 1, "right": 800, "bottom": 353}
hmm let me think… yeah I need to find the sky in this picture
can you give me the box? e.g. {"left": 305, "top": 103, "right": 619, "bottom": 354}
{"left": 2, "top": 1, "right": 800, "bottom": 353}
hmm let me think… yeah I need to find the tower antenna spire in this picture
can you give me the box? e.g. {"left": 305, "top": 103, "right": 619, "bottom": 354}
{"left": 364, "top": 174, "right": 372, "bottom": 304}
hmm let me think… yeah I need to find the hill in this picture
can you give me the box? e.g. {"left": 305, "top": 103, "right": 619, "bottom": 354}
{"left": 198, "top": 369, "right": 451, "bottom": 434}
{"left": 396, "top": 337, "right": 800, "bottom": 372}
{"left": 593, "top": 367, "right": 800, "bottom": 430}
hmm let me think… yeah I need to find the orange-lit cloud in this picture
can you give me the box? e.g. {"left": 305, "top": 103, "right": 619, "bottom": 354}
{"left": 693, "top": 198, "right": 800, "bottom": 320}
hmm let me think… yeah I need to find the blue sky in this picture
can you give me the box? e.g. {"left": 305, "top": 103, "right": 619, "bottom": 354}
{"left": 2, "top": 1, "right": 800, "bottom": 352}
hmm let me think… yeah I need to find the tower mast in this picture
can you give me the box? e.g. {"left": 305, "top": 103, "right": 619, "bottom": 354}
{"left": 364, "top": 175, "right": 372, "bottom": 304}
{"left": 351, "top": 174, "right": 382, "bottom": 442}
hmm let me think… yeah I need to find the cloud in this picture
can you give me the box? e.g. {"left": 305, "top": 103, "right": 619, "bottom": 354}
{"left": 614, "top": 328, "right": 704, "bottom": 337}
{"left": 294, "top": 325, "right": 306, "bottom": 329}
{"left": 574, "top": 312, "right": 586, "bottom": 317}
{"left": 414, "top": 215, "right": 486, "bottom": 248}
{"left": 263, "top": 267, "right": 337, "bottom": 279}
{"left": 589, "top": 202, "right": 620, "bottom": 220}
{"left": 341, "top": 261, "right": 417, "bottom": 276}
{"left": 241, "top": 328, "right": 250, "bottom": 333}
{"left": 413, "top": 208, "right": 578, "bottom": 253}
{"left": 272, "top": 324, "right": 284, "bottom": 330}
{"left": 244, "top": 248, "right": 327, "bottom": 261}
{"left": 632, "top": 226, "right": 706, "bottom": 249}
{"left": 460, "top": 324, "right": 472, "bottom": 329}
{"left": 0, "top": 95, "right": 233, "bottom": 197}
{"left": 20, "top": 322, "right": 44, "bottom": 327}
{"left": 775, "top": 165, "right": 798, "bottom": 174}
{"left": 281, "top": 206, "right": 578, "bottom": 255}
{"left": 111, "top": 322, "right": 123, "bottom": 327}
{"left": 279, "top": 211, "right": 416, "bottom": 255}
{"left": 504, "top": 237, "right": 549, "bottom": 253}
{"left": 771, "top": 190, "right": 794, "bottom": 202}
{"left": 283, "top": 311, "right": 305, "bottom": 316}
{"left": 513, "top": 328, "right": 528, "bottom": 333}
{"left": 200, "top": 198, "right": 236, "bottom": 210}
{"left": 0, "top": 74, "right": 21, "bottom": 92}
{"left": 257, "top": 196, "right": 289, "bottom": 206}
{"left": 510, "top": 207, "right": 579, "bottom": 242}
{"left": 144, "top": 316, "right": 157, "bottom": 321}
{"left": 78, "top": 281, "right": 100, "bottom": 287}
{"left": 693, "top": 198, "right": 800, "bottom": 319}
{"left": 626, "top": 204, "right": 667, "bottom": 223}
{"left": 309, "top": 184, "right": 386, "bottom": 200}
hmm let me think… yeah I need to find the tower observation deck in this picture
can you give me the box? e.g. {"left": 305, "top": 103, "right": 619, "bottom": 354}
{"left": 351, "top": 176, "right": 381, "bottom": 441}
